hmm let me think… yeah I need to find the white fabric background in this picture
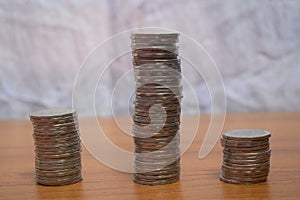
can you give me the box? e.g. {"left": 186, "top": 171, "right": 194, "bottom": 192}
{"left": 0, "top": 0, "right": 299, "bottom": 119}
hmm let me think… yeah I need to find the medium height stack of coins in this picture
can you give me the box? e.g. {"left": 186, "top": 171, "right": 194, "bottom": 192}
{"left": 131, "top": 33, "right": 182, "bottom": 185}
{"left": 220, "top": 129, "right": 271, "bottom": 184}
{"left": 30, "top": 108, "right": 82, "bottom": 186}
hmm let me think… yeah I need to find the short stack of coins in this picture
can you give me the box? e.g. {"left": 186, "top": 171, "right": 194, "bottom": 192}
{"left": 29, "top": 108, "right": 82, "bottom": 186}
{"left": 220, "top": 129, "right": 271, "bottom": 184}
{"left": 131, "top": 33, "right": 182, "bottom": 185}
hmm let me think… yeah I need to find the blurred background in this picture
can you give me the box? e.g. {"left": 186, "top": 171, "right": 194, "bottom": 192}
{"left": 0, "top": 0, "right": 299, "bottom": 119}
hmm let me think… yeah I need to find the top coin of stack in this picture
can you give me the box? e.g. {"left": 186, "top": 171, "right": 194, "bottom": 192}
{"left": 131, "top": 33, "right": 179, "bottom": 59}
{"left": 29, "top": 108, "right": 82, "bottom": 186}
{"left": 220, "top": 129, "right": 271, "bottom": 184}
{"left": 131, "top": 33, "right": 182, "bottom": 185}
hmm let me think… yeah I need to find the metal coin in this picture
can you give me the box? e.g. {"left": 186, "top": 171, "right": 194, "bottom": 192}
{"left": 222, "top": 129, "right": 271, "bottom": 141}
{"left": 220, "top": 173, "right": 267, "bottom": 184}
{"left": 133, "top": 176, "right": 179, "bottom": 186}
{"left": 36, "top": 174, "right": 82, "bottom": 186}
{"left": 30, "top": 108, "right": 76, "bottom": 119}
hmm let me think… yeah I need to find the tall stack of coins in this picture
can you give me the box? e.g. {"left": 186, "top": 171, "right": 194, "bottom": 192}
{"left": 131, "top": 33, "right": 182, "bottom": 185}
{"left": 220, "top": 129, "right": 271, "bottom": 184}
{"left": 30, "top": 108, "right": 82, "bottom": 186}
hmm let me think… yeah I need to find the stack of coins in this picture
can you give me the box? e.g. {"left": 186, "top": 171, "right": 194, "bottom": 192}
{"left": 131, "top": 33, "right": 182, "bottom": 185}
{"left": 29, "top": 108, "right": 82, "bottom": 186}
{"left": 220, "top": 129, "right": 271, "bottom": 184}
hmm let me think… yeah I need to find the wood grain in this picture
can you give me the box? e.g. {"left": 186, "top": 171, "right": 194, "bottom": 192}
{"left": 0, "top": 113, "right": 300, "bottom": 200}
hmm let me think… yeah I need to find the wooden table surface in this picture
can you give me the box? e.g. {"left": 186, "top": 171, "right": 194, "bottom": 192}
{"left": 1, "top": 112, "right": 300, "bottom": 200}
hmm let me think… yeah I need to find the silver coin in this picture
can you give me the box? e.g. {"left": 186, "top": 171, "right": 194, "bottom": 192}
{"left": 135, "top": 143, "right": 179, "bottom": 152}
{"left": 133, "top": 57, "right": 180, "bottom": 63}
{"left": 132, "top": 126, "right": 179, "bottom": 134}
{"left": 132, "top": 47, "right": 178, "bottom": 52}
{"left": 30, "top": 108, "right": 76, "bottom": 119}
{"left": 223, "top": 152, "right": 271, "bottom": 161}
{"left": 222, "top": 129, "right": 271, "bottom": 140}
{"left": 135, "top": 91, "right": 181, "bottom": 97}
{"left": 34, "top": 142, "right": 81, "bottom": 150}
{"left": 221, "top": 167, "right": 269, "bottom": 177}
{"left": 134, "top": 66, "right": 180, "bottom": 71}
{"left": 132, "top": 40, "right": 178, "bottom": 45}
{"left": 132, "top": 32, "right": 178, "bottom": 37}
{"left": 135, "top": 168, "right": 180, "bottom": 177}
{"left": 131, "top": 37, "right": 178, "bottom": 42}
{"left": 221, "top": 138, "right": 269, "bottom": 147}
{"left": 135, "top": 74, "right": 181, "bottom": 80}
{"left": 132, "top": 37, "right": 178, "bottom": 42}
{"left": 223, "top": 148, "right": 271, "bottom": 156}
{"left": 135, "top": 147, "right": 180, "bottom": 154}
{"left": 134, "top": 172, "right": 179, "bottom": 182}
{"left": 36, "top": 174, "right": 82, "bottom": 186}
{"left": 135, "top": 85, "right": 182, "bottom": 91}
{"left": 32, "top": 125, "right": 79, "bottom": 133}
{"left": 134, "top": 98, "right": 181, "bottom": 104}
{"left": 223, "top": 156, "right": 270, "bottom": 165}
{"left": 133, "top": 54, "right": 177, "bottom": 59}
{"left": 221, "top": 145, "right": 270, "bottom": 153}
{"left": 134, "top": 133, "right": 179, "bottom": 141}
{"left": 134, "top": 65, "right": 180, "bottom": 71}
{"left": 135, "top": 160, "right": 180, "bottom": 172}
{"left": 220, "top": 173, "right": 267, "bottom": 184}
{"left": 132, "top": 46, "right": 178, "bottom": 51}
{"left": 134, "top": 143, "right": 179, "bottom": 152}
{"left": 133, "top": 176, "right": 179, "bottom": 186}
{"left": 35, "top": 160, "right": 81, "bottom": 168}
{"left": 135, "top": 153, "right": 181, "bottom": 163}
{"left": 32, "top": 116, "right": 78, "bottom": 125}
